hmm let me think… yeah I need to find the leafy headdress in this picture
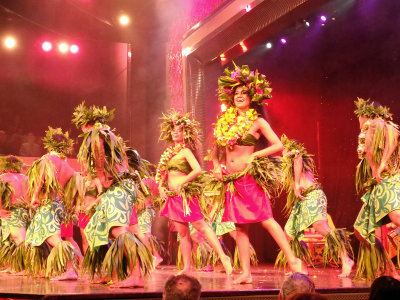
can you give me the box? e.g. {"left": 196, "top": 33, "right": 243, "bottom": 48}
{"left": 43, "top": 127, "right": 74, "bottom": 157}
{"left": 72, "top": 101, "right": 115, "bottom": 129}
{"left": 354, "top": 97, "right": 393, "bottom": 120}
{"left": 217, "top": 62, "right": 272, "bottom": 107}
{"left": 0, "top": 155, "right": 23, "bottom": 173}
{"left": 159, "top": 109, "right": 200, "bottom": 149}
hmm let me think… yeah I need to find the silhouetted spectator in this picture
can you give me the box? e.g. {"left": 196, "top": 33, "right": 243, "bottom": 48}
{"left": 286, "top": 292, "right": 328, "bottom": 300}
{"left": 163, "top": 274, "right": 201, "bottom": 300}
{"left": 279, "top": 273, "right": 315, "bottom": 300}
{"left": 369, "top": 276, "right": 400, "bottom": 300}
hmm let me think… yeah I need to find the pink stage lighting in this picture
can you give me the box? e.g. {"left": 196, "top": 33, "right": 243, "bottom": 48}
{"left": 320, "top": 15, "right": 327, "bottom": 22}
{"left": 42, "top": 41, "right": 53, "bottom": 52}
{"left": 70, "top": 44, "right": 79, "bottom": 54}
{"left": 280, "top": 38, "right": 287, "bottom": 44}
{"left": 119, "top": 15, "right": 130, "bottom": 26}
{"left": 58, "top": 42, "right": 69, "bottom": 53}
{"left": 240, "top": 41, "right": 248, "bottom": 52}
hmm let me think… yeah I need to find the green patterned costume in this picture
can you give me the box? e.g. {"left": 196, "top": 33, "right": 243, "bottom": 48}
{"left": 285, "top": 188, "right": 327, "bottom": 240}
{"left": 2, "top": 208, "right": 30, "bottom": 242}
{"left": 84, "top": 179, "right": 137, "bottom": 249}
{"left": 138, "top": 207, "right": 155, "bottom": 234}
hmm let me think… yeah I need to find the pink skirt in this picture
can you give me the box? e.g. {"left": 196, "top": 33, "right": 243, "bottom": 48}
{"left": 129, "top": 209, "right": 138, "bottom": 225}
{"left": 78, "top": 213, "right": 90, "bottom": 229}
{"left": 160, "top": 195, "right": 204, "bottom": 223}
{"left": 61, "top": 222, "right": 73, "bottom": 237}
{"left": 223, "top": 173, "right": 273, "bottom": 224}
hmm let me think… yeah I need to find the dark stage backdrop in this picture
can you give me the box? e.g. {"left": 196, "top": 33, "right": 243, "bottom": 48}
{"left": 203, "top": 0, "right": 400, "bottom": 262}
{"left": 0, "top": 37, "right": 128, "bottom": 157}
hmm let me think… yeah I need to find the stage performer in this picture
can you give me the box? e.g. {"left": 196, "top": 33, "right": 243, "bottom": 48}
{"left": 72, "top": 102, "right": 152, "bottom": 288}
{"left": 25, "top": 127, "right": 83, "bottom": 280}
{"left": 353, "top": 98, "right": 400, "bottom": 279}
{"left": 210, "top": 63, "right": 305, "bottom": 284}
{"left": 156, "top": 109, "right": 232, "bottom": 275}
{"left": 275, "top": 134, "right": 354, "bottom": 277}
{"left": 0, "top": 155, "right": 30, "bottom": 274}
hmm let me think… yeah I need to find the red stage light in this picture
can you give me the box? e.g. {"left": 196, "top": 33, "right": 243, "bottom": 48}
{"left": 70, "top": 44, "right": 79, "bottom": 54}
{"left": 240, "top": 41, "right": 248, "bottom": 52}
{"left": 119, "top": 15, "right": 130, "bottom": 26}
{"left": 220, "top": 53, "right": 227, "bottom": 62}
{"left": 42, "top": 41, "right": 53, "bottom": 52}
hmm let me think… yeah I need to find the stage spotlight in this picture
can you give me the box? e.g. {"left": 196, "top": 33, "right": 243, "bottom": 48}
{"left": 4, "top": 36, "right": 16, "bottom": 49}
{"left": 305, "top": 21, "right": 310, "bottom": 27}
{"left": 70, "top": 44, "right": 79, "bottom": 54}
{"left": 240, "top": 41, "right": 248, "bottom": 52}
{"left": 266, "top": 42, "right": 272, "bottom": 49}
{"left": 58, "top": 42, "right": 69, "bottom": 53}
{"left": 220, "top": 53, "right": 227, "bottom": 62}
{"left": 119, "top": 14, "right": 130, "bottom": 26}
{"left": 182, "top": 47, "right": 192, "bottom": 56}
{"left": 280, "top": 38, "right": 287, "bottom": 44}
{"left": 128, "top": 51, "right": 132, "bottom": 58}
{"left": 245, "top": 5, "right": 252, "bottom": 12}
{"left": 320, "top": 15, "right": 327, "bottom": 22}
{"left": 42, "top": 41, "right": 53, "bottom": 52}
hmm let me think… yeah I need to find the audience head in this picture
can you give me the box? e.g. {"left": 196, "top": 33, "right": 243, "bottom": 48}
{"left": 279, "top": 273, "right": 315, "bottom": 300}
{"left": 369, "top": 276, "right": 400, "bottom": 300}
{"left": 286, "top": 292, "right": 327, "bottom": 300}
{"left": 163, "top": 274, "right": 201, "bottom": 300}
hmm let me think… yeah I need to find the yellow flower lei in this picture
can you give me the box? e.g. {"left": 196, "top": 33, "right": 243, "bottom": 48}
{"left": 214, "top": 107, "right": 258, "bottom": 147}
{"left": 155, "top": 143, "right": 186, "bottom": 184}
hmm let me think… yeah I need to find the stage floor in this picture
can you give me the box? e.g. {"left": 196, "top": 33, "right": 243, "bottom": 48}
{"left": 0, "top": 265, "right": 371, "bottom": 299}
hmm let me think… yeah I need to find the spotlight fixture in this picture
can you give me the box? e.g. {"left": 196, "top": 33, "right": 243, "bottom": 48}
{"left": 58, "top": 42, "right": 69, "bottom": 53}
{"left": 320, "top": 15, "right": 327, "bottom": 22}
{"left": 280, "top": 38, "right": 287, "bottom": 44}
{"left": 240, "top": 41, "right": 248, "bottom": 52}
{"left": 266, "top": 42, "right": 272, "bottom": 49}
{"left": 220, "top": 53, "right": 227, "bottom": 62}
{"left": 42, "top": 41, "right": 53, "bottom": 52}
{"left": 305, "top": 21, "right": 310, "bottom": 27}
{"left": 119, "top": 14, "right": 130, "bottom": 26}
{"left": 245, "top": 5, "right": 252, "bottom": 12}
{"left": 4, "top": 36, "right": 16, "bottom": 49}
{"left": 70, "top": 44, "right": 79, "bottom": 54}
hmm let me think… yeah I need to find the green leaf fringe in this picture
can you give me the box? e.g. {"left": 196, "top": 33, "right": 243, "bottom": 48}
{"left": 45, "top": 241, "right": 80, "bottom": 278}
{"left": 323, "top": 229, "right": 353, "bottom": 267}
{"left": 25, "top": 243, "right": 51, "bottom": 277}
{"left": 0, "top": 180, "right": 14, "bottom": 210}
{"left": 0, "top": 238, "right": 15, "bottom": 268}
{"left": 102, "top": 232, "right": 153, "bottom": 282}
{"left": 355, "top": 239, "right": 395, "bottom": 280}
{"left": 10, "top": 242, "right": 27, "bottom": 273}
{"left": 275, "top": 238, "right": 313, "bottom": 269}
{"left": 208, "top": 239, "right": 232, "bottom": 267}
{"left": 148, "top": 235, "right": 166, "bottom": 259}
{"left": 82, "top": 244, "right": 109, "bottom": 280}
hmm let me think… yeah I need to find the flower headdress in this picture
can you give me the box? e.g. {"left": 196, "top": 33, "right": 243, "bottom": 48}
{"left": 354, "top": 97, "right": 392, "bottom": 120}
{"left": 42, "top": 126, "right": 74, "bottom": 156}
{"left": 159, "top": 109, "right": 200, "bottom": 149}
{"left": 0, "top": 155, "right": 23, "bottom": 173}
{"left": 217, "top": 62, "right": 272, "bottom": 107}
{"left": 72, "top": 101, "right": 115, "bottom": 129}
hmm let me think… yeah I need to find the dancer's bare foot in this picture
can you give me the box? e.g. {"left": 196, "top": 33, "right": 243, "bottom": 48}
{"left": 233, "top": 273, "right": 253, "bottom": 284}
{"left": 91, "top": 275, "right": 108, "bottom": 284}
{"left": 221, "top": 255, "right": 233, "bottom": 275}
{"left": 177, "top": 268, "right": 192, "bottom": 276}
{"left": 289, "top": 258, "right": 308, "bottom": 275}
{"left": 109, "top": 276, "right": 144, "bottom": 288}
{"left": 50, "top": 269, "right": 78, "bottom": 281}
{"left": 338, "top": 258, "right": 354, "bottom": 278}
{"left": 0, "top": 267, "right": 11, "bottom": 273}
{"left": 10, "top": 271, "right": 25, "bottom": 276}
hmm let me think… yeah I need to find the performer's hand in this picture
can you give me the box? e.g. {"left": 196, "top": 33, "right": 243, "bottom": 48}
{"left": 247, "top": 154, "right": 256, "bottom": 165}
{"left": 174, "top": 178, "right": 186, "bottom": 196}
{"left": 375, "top": 164, "right": 387, "bottom": 183}
{"left": 294, "top": 184, "right": 306, "bottom": 200}
{"left": 159, "top": 186, "right": 167, "bottom": 201}
{"left": 212, "top": 165, "right": 223, "bottom": 181}
{"left": 0, "top": 209, "right": 11, "bottom": 219}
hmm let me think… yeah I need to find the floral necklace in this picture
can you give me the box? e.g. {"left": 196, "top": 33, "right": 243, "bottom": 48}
{"left": 214, "top": 107, "right": 258, "bottom": 147}
{"left": 155, "top": 143, "right": 186, "bottom": 184}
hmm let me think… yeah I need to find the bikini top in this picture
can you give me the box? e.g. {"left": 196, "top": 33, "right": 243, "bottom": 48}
{"left": 236, "top": 133, "right": 258, "bottom": 146}
{"left": 165, "top": 157, "right": 192, "bottom": 174}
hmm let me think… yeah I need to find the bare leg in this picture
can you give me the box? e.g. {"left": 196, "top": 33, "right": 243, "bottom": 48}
{"left": 191, "top": 220, "right": 232, "bottom": 275}
{"left": 261, "top": 218, "right": 306, "bottom": 275}
{"left": 312, "top": 220, "right": 353, "bottom": 277}
{"left": 79, "top": 228, "right": 89, "bottom": 254}
{"left": 232, "top": 224, "right": 252, "bottom": 284}
{"left": 47, "top": 234, "right": 78, "bottom": 281}
{"left": 173, "top": 221, "right": 192, "bottom": 275}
